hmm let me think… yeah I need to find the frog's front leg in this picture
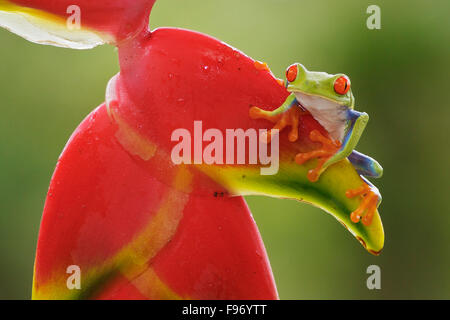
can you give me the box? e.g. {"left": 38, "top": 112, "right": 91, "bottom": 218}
{"left": 249, "top": 93, "right": 302, "bottom": 143}
{"left": 324, "top": 109, "right": 369, "bottom": 170}
{"left": 296, "top": 109, "right": 368, "bottom": 182}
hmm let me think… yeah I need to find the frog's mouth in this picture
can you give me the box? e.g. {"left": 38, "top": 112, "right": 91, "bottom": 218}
{"left": 294, "top": 92, "right": 348, "bottom": 141}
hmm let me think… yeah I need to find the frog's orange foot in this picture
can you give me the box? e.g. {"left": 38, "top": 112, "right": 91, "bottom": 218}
{"left": 345, "top": 183, "right": 378, "bottom": 226}
{"left": 295, "top": 130, "right": 341, "bottom": 182}
{"left": 249, "top": 106, "right": 303, "bottom": 143}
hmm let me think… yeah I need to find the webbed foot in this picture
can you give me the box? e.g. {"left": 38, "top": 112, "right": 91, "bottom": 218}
{"left": 345, "top": 183, "right": 379, "bottom": 226}
{"left": 295, "top": 130, "right": 342, "bottom": 182}
{"left": 249, "top": 105, "right": 304, "bottom": 143}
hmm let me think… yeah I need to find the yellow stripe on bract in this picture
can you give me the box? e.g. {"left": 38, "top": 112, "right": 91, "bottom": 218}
{"left": 111, "top": 109, "right": 157, "bottom": 161}
{"left": 33, "top": 131, "right": 192, "bottom": 299}
{"left": 0, "top": 0, "right": 111, "bottom": 49}
{"left": 95, "top": 165, "right": 191, "bottom": 299}
{"left": 130, "top": 267, "right": 184, "bottom": 300}
{"left": 121, "top": 175, "right": 191, "bottom": 270}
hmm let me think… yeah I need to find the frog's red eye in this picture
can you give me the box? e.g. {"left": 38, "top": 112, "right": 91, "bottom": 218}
{"left": 286, "top": 65, "right": 298, "bottom": 83}
{"left": 334, "top": 76, "right": 350, "bottom": 95}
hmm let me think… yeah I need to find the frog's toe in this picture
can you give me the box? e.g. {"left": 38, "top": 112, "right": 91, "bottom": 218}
{"left": 250, "top": 106, "right": 302, "bottom": 143}
{"left": 288, "top": 116, "right": 299, "bottom": 142}
{"left": 249, "top": 106, "right": 279, "bottom": 122}
{"left": 346, "top": 182, "right": 379, "bottom": 226}
{"left": 294, "top": 130, "right": 341, "bottom": 182}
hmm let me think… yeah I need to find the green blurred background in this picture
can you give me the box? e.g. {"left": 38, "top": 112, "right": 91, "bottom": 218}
{"left": 0, "top": 0, "right": 449, "bottom": 299}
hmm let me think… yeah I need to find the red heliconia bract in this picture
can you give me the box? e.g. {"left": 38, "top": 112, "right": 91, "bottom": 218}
{"left": 5, "top": 0, "right": 155, "bottom": 43}
{"left": 0, "top": 0, "right": 384, "bottom": 299}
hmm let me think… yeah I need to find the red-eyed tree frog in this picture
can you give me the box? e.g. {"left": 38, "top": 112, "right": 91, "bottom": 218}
{"left": 250, "top": 63, "right": 383, "bottom": 225}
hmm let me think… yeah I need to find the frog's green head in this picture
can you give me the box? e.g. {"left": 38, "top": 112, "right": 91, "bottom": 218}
{"left": 285, "top": 63, "right": 355, "bottom": 109}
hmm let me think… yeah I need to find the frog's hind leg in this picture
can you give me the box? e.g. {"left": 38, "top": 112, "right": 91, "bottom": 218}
{"left": 348, "top": 150, "right": 383, "bottom": 178}
{"left": 346, "top": 176, "right": 381, "bottom": 226}
{"left": 293, "top": 110, "right": 370, "bottom": 183}
{"left": 294, "top": 130, "right": 342, "bottom": 182}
